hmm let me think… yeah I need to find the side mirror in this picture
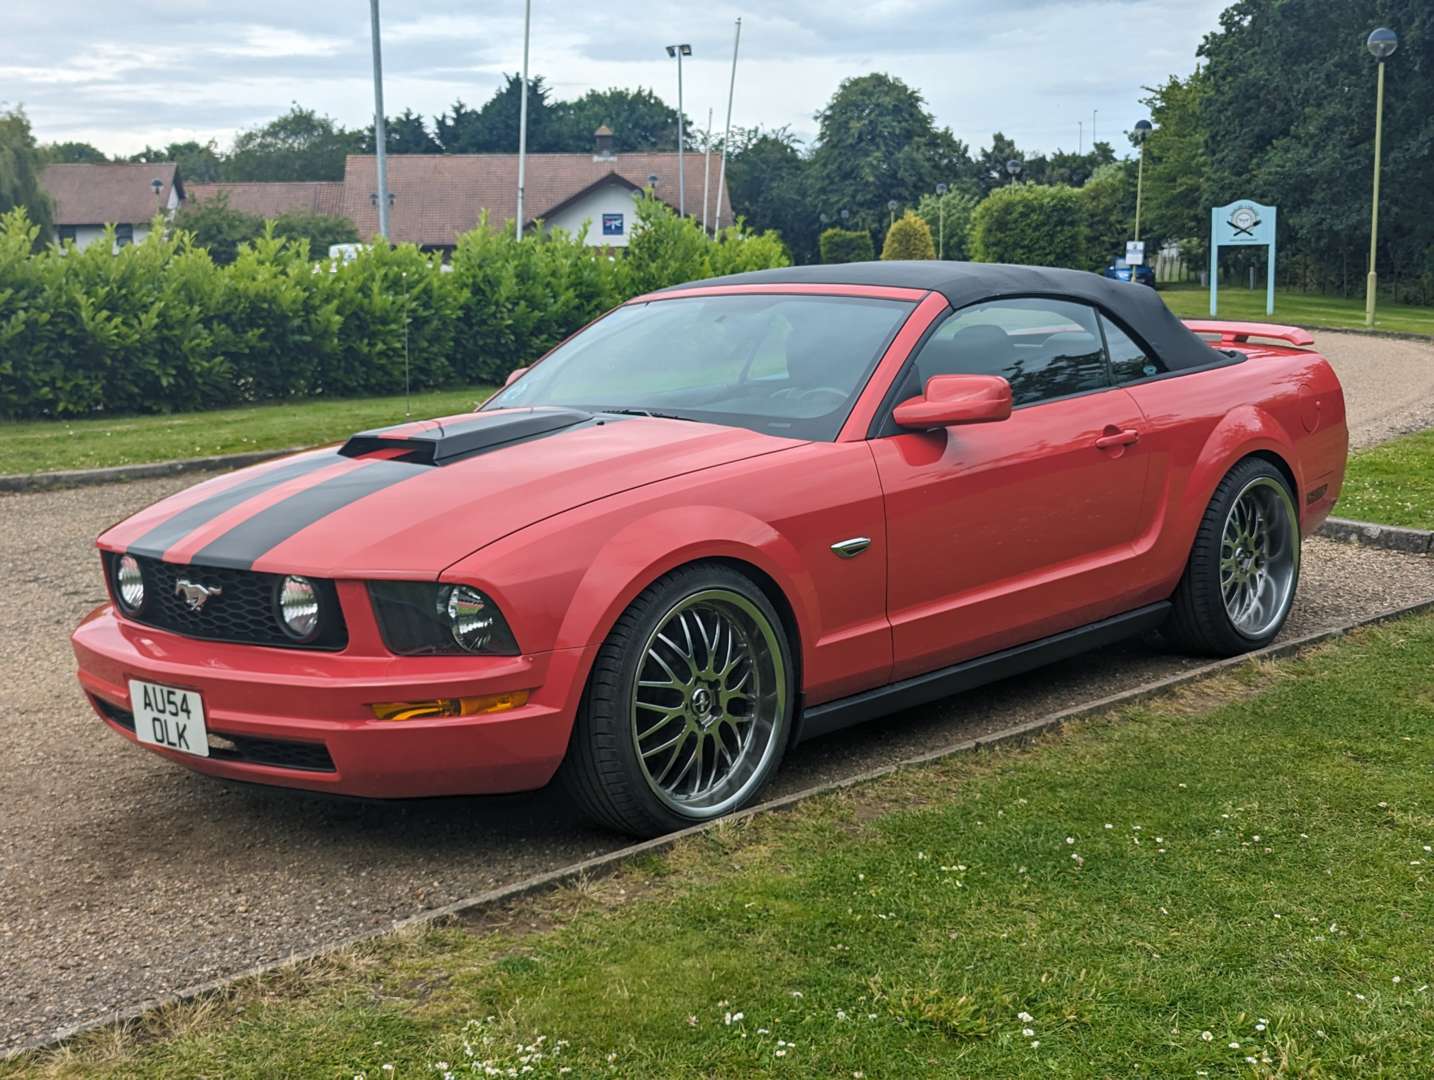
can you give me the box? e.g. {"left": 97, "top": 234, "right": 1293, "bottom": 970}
{"left": 504, "top": 366, "right": 530, "bottom": 387}
{"left": 892, "top": 374, "right": 1012, "bottom": 430}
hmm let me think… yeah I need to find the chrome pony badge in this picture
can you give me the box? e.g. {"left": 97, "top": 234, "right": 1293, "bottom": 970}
{"left": 174, "top": 578, "right": 223, "bottom": 613}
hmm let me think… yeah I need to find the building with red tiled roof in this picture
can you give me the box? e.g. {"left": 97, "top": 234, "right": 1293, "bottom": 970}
{"left": 40, "top": 162, "right": 184, "bottom": 251}
{"left": 342, "top": 134, "right": 731, "bottom": 249}
{"left": 186, "top": 181, "right": 345, "bottom": 219}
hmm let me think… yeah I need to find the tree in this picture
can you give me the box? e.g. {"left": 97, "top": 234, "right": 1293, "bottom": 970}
{"left": 358, "top": 108, "right": 440, "bottom": 155}
{"left": 0, "top": 109, "right": 53, "bottom": 242}
{"left": 1079, "top": 162, "right": 1138, "bottom": 269}
{"left": 552, "top": 87, "right": 687, "bottom": 151}
{"left": 968, "top": 184, "right": 1086, "bottom": 269}
{"left": 915, "top": 187, "right": 978, "bottom": 261}
{"left": 224, "top": 105, "right": 359, "bottom": 181}
{"left": 1139, "top": 72, "right": 1212, "bottom": 253}
{"left": 171, "top": 195, "right": 263, "bottom": 265}
{"left": 881, "top": 211, "right": 936, "bottom": 260}
{"left": 809, "top": 74, "right": 975, "bottom": 245}
{"left": 271, "top": 210, "right": 360, "bottom": 257}
{"left": 131, "top": 140, "right": 224, "bottom": 182}
{"left": 40, "top": 141, "right": 108, "bottom": 164}
{"left": 434, "top": 76, "right": 561, "bottom": 153}
{"left": 819, "top": 228, "right": 874, "bottom": 264}
{"left": 726, "top": 128, "right": 819, "bottom": 263}
{"left": 1198, "top": 0, "right": 1434, "bottom": 298}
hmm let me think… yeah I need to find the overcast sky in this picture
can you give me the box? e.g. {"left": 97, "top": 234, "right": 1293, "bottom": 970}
{"left": 6, "top": 0, "right": 1227, "bottom": 158}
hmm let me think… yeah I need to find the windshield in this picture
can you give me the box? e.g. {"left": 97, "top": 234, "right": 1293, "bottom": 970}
{"left": 483, "top": 293, "right": 916, "bottom": 441}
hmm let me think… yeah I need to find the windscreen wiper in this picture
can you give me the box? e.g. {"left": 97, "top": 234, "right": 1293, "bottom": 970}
{"left": 598, "top": 407, "right": 697, "bottom": 422}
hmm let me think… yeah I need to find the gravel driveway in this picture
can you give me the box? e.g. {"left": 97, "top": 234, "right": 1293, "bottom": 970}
{"left": 4, "top": 331, "right": 1432, "bottom": 1052}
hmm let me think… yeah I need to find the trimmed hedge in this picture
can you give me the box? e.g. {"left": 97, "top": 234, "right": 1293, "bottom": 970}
{"left": 880, "top": 211, "right": 935, "bottom": 260}
{"left": 0, "top": 196, "right": 789, "bottom": 419}
{"left": 819, "top": 227, "right": 875, "bottom": 264}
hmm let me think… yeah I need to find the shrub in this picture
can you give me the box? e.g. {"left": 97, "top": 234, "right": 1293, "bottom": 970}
{"left": 967, "top": 183, "right": 1086, "bottom": 269}
{"left": 1078, "top": 162, "right": 1137, "bottom": 271}
{"left": 0, "top": 199, "right": 790, "bottom": 419}
{"left": 170, "top": 195, "right": 263, "bottom": 266}
{"left": 819, "top": 227, "right": 874, "bottom": 264}
{"left": 881, "top": 211, "right": 936, "bottom": 260}
{"left": 915, "top": 188, "right": 978, "bottom": 261}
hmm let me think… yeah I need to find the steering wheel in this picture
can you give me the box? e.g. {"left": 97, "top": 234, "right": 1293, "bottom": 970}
{"left": 770, "top": 386, "right": 848, "bottom": 409}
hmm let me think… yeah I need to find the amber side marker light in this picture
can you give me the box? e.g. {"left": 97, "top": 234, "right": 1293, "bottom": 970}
{"left": 370, "top": 691, "right": 529, "bottom": 722}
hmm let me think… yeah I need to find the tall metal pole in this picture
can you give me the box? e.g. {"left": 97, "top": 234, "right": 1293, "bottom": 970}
{"left": 368, "top": 0, "right": 390, "bottom": 241}
{"left": 678, "top": 52, "right": 686, "bottom": 215}
{"left": 1365, "top": 58, "right": 1387, "bottom": 326}
{"left": 1091, "top": 108, "right": 1098, "bottom": 147}
{"left": 714, "top": 17, "right": 741, "bottom": 232}
{"left": 1077, "top": 119, "right": 1083, "bottom": 155}
{"left": 1134, "top": 141, "right": 1146, "bottom": 242}
{"left": 515, "top": 0, "right": 531, "bottom": 241}
{"left": 701, "top": 108, "right": 713, "bottom": 235}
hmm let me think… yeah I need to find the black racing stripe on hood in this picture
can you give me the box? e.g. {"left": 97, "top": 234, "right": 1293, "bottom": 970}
{"left": 127, "top": 454, "right": 337, "bottom": 560}
{"left": 189, "top": 459, "right": 423, "bottom": 570}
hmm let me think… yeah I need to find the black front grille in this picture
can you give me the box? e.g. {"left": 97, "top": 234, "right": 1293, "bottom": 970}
{"left": 93, "top": 696, "right": 336, "bottom": 773}
{"left": 106, "top": 553, "right": 347, "bottom": 650}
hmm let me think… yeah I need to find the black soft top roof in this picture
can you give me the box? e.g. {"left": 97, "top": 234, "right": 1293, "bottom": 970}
{"left": 665, "top": 260, "right": 1225, "bottom": 372}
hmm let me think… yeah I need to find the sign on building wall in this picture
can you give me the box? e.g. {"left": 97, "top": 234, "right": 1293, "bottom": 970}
{"left": 602, "top": 213, "right": 624, "bottom": 237}
{"left": 1210, "top": 200, "right": 1277, "bottom": 316}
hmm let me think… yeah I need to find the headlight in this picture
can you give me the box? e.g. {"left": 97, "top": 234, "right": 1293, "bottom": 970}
{"left": 114, "top": 554, "right": 145, "bottom": 613}
{"left": 368, "top": 581, "right": 520, "bottom": 656}
{"left": 277, "top": 575, "right": 320, "bottom": 641}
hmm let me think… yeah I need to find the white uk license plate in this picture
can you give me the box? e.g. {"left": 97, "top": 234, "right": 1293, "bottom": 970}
{"left": 129, "top": 679, "right": 209, "bottom": 758}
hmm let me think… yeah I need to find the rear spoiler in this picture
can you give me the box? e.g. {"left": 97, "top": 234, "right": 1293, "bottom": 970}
{"left": 1182, "top": 320, "right": 1314, "bottom": 348}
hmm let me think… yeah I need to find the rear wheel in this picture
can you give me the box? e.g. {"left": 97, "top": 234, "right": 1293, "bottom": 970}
{"left": 1167, "top": 457, "right": 1301, "bottom": 656}
{"left": 560, "top": 564, "right": 793, "bottom": 837}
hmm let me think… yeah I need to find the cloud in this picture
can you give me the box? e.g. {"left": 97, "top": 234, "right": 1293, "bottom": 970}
{"left": 8, "top": 0, "right": 1223, "bottom": 157}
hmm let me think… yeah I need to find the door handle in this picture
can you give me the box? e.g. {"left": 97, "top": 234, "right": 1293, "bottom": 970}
{"left": 1094, "top": 427, "right": 1140, "bottom": 450}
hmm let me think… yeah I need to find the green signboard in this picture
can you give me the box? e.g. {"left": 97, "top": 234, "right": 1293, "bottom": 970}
{"left": 1210, "top": 200, "right": 1277, "bottom": 316}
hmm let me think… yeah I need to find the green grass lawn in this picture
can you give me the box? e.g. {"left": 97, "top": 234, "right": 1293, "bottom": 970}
{"left": 13, "top": 612, "right": 1434, "bottom": 1078}
{"left": 1161, "top": 283, "right": 1434, "bottom": 337}
{"left": 1337, "top": 427, "right": 1434, "bottom": 530}
{"left": 0, "top": 386, "right": 496, "bottom": 476}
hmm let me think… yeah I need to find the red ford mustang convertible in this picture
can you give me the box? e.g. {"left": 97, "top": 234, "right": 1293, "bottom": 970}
{"left": 73, "top": 262, "right": 1347, "bottom": 836}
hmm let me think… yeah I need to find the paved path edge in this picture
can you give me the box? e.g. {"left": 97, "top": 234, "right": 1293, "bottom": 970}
{"left": 9, "top": 593, "right": 1434, "bottom": 1061}
{"left": 1318, "top": 516, "right": 1434, "bottom": 555}
{"left": 0, "top": 448, "right": 307, "bottom": 494}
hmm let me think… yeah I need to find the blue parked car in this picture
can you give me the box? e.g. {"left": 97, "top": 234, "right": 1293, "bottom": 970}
{"left": 1103, "top": 258, "right": 1157, "bottom": 288}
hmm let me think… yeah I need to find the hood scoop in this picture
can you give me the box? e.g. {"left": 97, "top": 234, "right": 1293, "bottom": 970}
{"left": 340, "top": 408, "right": 593, "bottom": 466}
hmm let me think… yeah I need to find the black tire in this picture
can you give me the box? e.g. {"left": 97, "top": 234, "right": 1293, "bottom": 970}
{"left": 1166, "top": 456, "right": 1301, "bottom": 657}
{"left": 559, "top": 563, "right": 795, "bottom": 837}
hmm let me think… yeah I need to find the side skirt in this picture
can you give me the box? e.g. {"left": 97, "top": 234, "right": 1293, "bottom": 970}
{"left": 794, "top": 602, "right": 1172, "bottom": 744}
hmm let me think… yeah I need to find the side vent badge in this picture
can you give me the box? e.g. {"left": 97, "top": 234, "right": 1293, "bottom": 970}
{"left": 830, "top": 537, "right": 872, "bottom": 559}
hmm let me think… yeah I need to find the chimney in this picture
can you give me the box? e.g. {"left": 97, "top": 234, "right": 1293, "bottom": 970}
{"left": 593, "top": 124, "right": 615, "bottom": 160}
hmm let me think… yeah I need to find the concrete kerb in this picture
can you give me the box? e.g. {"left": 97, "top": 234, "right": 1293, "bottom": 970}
{"left": 10, "top": 593, "right": 1434, "bottom": 1061}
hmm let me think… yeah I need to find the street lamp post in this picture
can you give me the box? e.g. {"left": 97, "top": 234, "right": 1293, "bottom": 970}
{"left": 515, "top": 0, "right": 532, "bottom": 241}
{"left": 368, "top": 0, "right": 390, "bottom": 241}
{"left": 665, "top": 43, "right": 692, "bottom": 217}
{"left": 1365, "top": 26, "right": 1398, "bottom": 327}
{"left": 1005, "top": 159, "right": 1023, "bottom": 186}
{"left": 935, "top": 182, "right": 948, "bottom": 259}
{"left": 1133, "top": 119, "right": 1153, "bottom": 242}
{"left": 887, "top": 199, "right": 899, "bottom": 227}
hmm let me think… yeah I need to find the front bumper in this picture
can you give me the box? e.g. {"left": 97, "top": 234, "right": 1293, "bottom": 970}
{"left": 71, "top": 603, "right": 595, "bottom": 798}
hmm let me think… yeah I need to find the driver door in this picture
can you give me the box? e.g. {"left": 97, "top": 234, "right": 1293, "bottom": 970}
{"left": 869, "top": 297, "right": 1152, "bottom": 680}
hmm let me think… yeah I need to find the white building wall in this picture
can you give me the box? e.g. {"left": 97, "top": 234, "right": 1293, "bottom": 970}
{"left": 65, "top": 223, "right": 154, "bottom": 253}
{"left": 539, "top": 180, "right": 643, "bottom": 247}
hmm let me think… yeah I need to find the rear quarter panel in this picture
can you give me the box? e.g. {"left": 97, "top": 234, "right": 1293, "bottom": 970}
{"left": 1124, "top": 347, "right": 1346, "bottom": 598}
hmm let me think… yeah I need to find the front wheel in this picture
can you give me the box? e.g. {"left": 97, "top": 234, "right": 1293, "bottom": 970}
{"left": 560, "top": 564, "right": 794, "bottom": 837}
{"left": 1166, "top": 457, "right": 1301, "bottom": 656}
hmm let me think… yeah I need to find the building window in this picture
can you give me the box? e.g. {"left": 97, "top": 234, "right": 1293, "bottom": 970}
{"left": 115, "top": 224, "right": 134, "bottom": 248}
{"left": 57, "top": 226, "right": 77, "bottom": 245}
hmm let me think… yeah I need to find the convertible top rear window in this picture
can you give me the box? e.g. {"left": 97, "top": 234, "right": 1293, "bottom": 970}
{"left": 484, "top": 293, "right": 915, "bottom": 441}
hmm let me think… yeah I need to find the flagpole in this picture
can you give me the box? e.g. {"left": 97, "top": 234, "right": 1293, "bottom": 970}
{"left": 515, "top": 0, "right": 532, "bottom": 240}
{"left": 714, "top": 17, "right": 741, "bottom": 232}
{"left": 701, "top": 107, "right": 713, "bottom": 236}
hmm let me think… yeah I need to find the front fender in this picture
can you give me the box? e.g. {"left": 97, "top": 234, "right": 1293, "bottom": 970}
{"left": 551, "top": 504, "right": 821, "bottom": 657}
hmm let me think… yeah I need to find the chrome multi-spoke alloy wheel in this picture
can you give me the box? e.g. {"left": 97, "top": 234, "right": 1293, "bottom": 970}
{"left": 1219, "top": 475, "right": 1299, "bottom": 639}
{"left": 630, "top": 588, "right": 787, "bottom": 818}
